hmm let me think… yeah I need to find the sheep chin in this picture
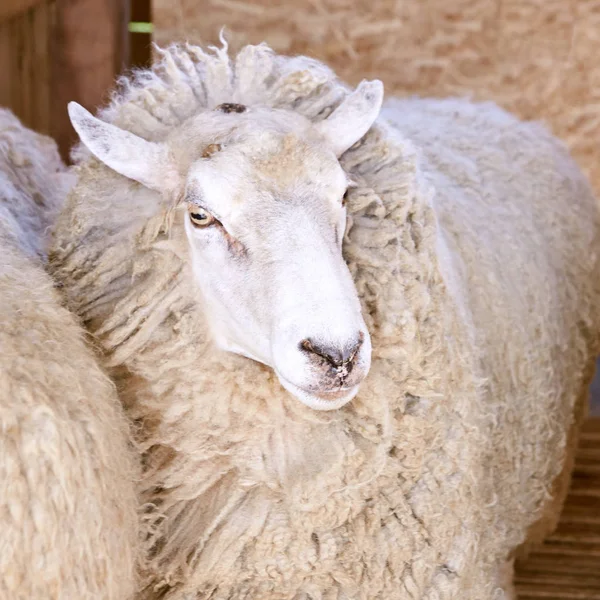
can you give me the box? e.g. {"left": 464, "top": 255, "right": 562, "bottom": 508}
{"left": 276, "top": 374, "right": 360, "bottom": 411}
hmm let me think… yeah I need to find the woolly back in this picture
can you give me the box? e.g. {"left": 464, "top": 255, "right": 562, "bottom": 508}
{"left": 51, "top": 43, "right": 497, "bottom": 599}
{"left": 0, "top": 109, "right": 72, "bottom": 258}
{"left": 0, "top": 110, "right": 140, "bottom": 600}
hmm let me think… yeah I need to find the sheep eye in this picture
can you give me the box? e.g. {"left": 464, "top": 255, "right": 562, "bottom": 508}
{"left": 188, "top": 206, "right": 215, "bottom": 228}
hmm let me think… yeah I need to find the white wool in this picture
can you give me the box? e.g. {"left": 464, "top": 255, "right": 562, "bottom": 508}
{"left": 50, "top": 44, "right": 600, "bottom": 599}
{"left": 0, "top": 109, "right": 140, "bottom": 600}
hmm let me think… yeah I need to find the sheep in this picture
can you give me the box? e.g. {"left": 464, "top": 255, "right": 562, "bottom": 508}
{"left": 0, "top": 108, "right": 140, "bottom": 600}
{"left": 49, "top": 42, "right": 600, "bottom": 599}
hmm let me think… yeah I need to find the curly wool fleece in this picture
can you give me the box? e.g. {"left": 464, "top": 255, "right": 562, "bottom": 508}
{"left": 50, "top": 43, "right": 600, "bottom": 599}
{"left": 0, "top": 109, "right": 139, "bottom": 600}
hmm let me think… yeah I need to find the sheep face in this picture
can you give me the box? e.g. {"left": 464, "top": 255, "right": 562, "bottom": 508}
{"left": 67, "top": 80, "right": 384, "bottom": 410}
{"left": 179, "top": 119, "right": 372, "bottom": 411}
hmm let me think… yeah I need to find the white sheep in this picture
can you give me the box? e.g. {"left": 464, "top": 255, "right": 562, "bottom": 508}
{"left": 0, "top": 109, "right": 140, "bottom": 600}
{"left": 50, "top": 43, "right": 600, "bottom": 599}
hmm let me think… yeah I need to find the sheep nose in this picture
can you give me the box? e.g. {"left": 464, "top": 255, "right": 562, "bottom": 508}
{"left": 300, "top": 333, "right": 364, "bottom": 368}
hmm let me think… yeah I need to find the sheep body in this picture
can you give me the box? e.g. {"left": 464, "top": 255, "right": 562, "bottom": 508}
{"left": 382, "top": 96, "right": 598, "bottom": 550}
{"left": 50, "top": 44, "right": 600, "bottom": 599}
{"left": 0, "top": 109, "right": 140, "bottom": 600}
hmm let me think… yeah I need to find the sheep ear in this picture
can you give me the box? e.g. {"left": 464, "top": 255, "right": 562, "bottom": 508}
{"left": 68, "top": 102, "right": 177, "bottom": 192}
{"left": 316, "top": 80, "right": 384, "bottom": 157}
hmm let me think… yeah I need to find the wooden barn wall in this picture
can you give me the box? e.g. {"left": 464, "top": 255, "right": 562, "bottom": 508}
{"left": 0, "top": 0, "right": 150, "bottom": 160}
{"left": 0, "top": 1, "right": 54, "bottom": 137}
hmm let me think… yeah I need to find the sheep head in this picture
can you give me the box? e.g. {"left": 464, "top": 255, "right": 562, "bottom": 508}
{"left": 67, "top": 80, "right": 383, "bottom": 410}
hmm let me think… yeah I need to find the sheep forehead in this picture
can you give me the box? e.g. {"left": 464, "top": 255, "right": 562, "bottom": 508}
{"left": 185, "top": 114, "right": 346, "bottom": 216}
{"left": 247, "top": 132, "right": 341, "bottom": 188}
{"left": 175, "top": 107, "right": 342, "bottom": 187}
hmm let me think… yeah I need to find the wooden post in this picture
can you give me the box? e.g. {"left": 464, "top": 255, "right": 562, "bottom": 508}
{"left": 1, "top": 0, "right": 151, "bottom": 161}
{"left": 50, "top": 0, "right": 131, "bottom": 161}
{"left": 0, "top": 1, "right": 53, "bottom": 136}
{"left": 130, "top": 0, "right": 152, "bottom": 70}
{"left": 0, "top": 0, "right": 44, "bottom": 22}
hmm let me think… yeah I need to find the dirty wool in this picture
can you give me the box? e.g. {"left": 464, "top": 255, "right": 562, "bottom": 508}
{"left": 50, "top": 43, "right": 600, "bottom": 599}
{"left": 0, "top": 109, "right": 139, "bottom": 600}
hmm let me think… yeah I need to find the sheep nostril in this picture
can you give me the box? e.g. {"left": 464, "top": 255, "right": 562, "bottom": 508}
{"left": 300, "top": 334, "right": 363, "bottom": 368}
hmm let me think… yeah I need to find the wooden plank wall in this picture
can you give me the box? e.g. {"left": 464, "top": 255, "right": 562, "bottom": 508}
{"left": 0, "top": 1, "right": 53, "bottom": 138}
{"left": 0, "top": 0, "right": 151, "bottom": 161}
{"left": 51, "top": 0, "right": 130, "bottom": 159}
{"left": 0, "top": 0, "right": 42, "bottom": 22}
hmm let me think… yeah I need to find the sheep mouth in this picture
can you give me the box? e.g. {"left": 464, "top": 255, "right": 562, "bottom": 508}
{"left": 276, "top": 374, "right": 360, "bottom": 411}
